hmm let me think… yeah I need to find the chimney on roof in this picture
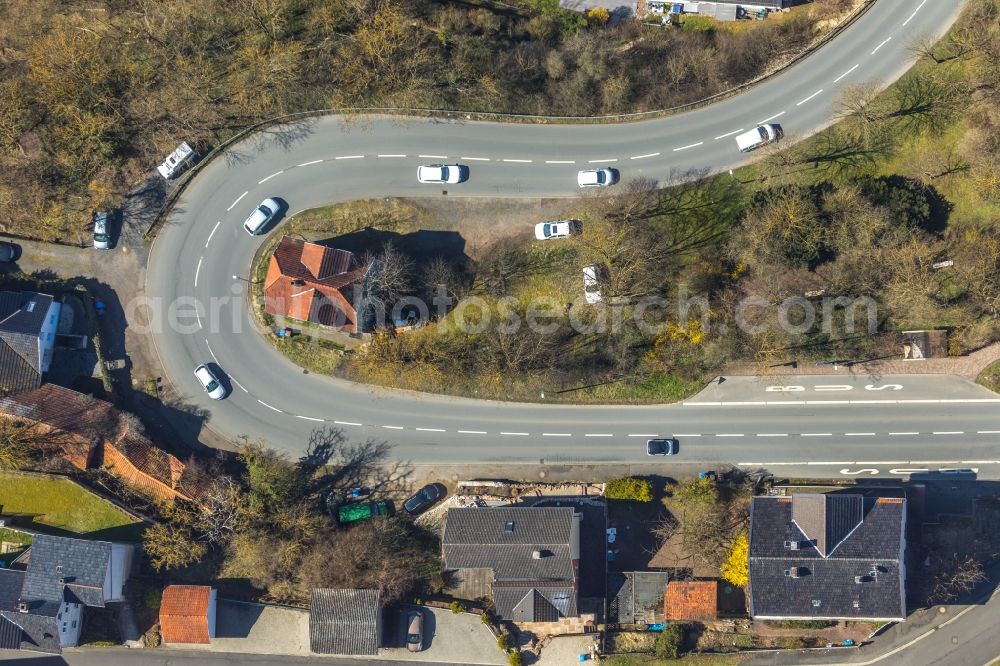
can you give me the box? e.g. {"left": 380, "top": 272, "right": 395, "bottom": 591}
{"left": 291, "top": 279, "right": 306, "bottom": 287}
{"left": 532, "top": 550, "right": 542, "bottom": 559}
{"left": 17, "top": 602, "right": 27, "bottom": 613}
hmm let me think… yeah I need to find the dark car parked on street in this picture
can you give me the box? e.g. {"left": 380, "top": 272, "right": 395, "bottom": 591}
{"left": 646, "top": 438, "right": 679, "bottom": 456}
{"left": 0, "top": 241, "right": 22, "bottom": 263}
{"left": 403, "top": 484, "right": 444, "bottom": 515}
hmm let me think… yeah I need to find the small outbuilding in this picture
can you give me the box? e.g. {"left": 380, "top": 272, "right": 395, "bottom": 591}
{"left": 160, "top": 585, "right": 218, "bottom": 644}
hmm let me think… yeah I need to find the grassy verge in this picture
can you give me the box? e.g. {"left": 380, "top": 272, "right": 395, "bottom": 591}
{"left": 0, "top": 472, "right": 144, "bottom": 540}
{"left": 979, "top": 360, "right": 1000, "bottom": 394}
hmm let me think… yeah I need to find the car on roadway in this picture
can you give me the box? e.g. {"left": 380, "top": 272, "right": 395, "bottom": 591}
{"left": 417, "top": 164, "right": 466, "bottom": 184}
{"left": 582, "top": 265, "right": 603, "bottom": 304}
{"left": 535, "top": 219, "right": 582, "bottom": 240}
{"left": 646, "top": 438, "right": 679, "bottom": 456}
{"left": 93, "top": 212, "right": 110, "bottom": 250}
{"left": 0, "top": 241, "right": 21, "bottom": 263}
{"left": 735, "top": 124, "right": 782, "bottom": 152}
{"left": 406, "top": 610, "right": 424, "bottom": 652}
{"left": 403, "top": 484, "right": 444, "bottom": 515}
{"left": 194, "top": 364, "right": 226, "bottom": 400}
{"left": 577, "top": 168, "right": 616, "bottom": 188}
{"left": 243, "top": 198, "right": 280, "bottom": 235}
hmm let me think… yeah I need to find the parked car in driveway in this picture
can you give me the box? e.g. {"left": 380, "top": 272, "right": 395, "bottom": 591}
{"left": 582, "top": 265, "right": 603, "bottom": 304}
{"left": 646, "top": 438, "right": 679, "bottom": 455}
{"left": 417, "top": 164, "right": 466, "bottom": 184}
{"left": 243, "top": 198, "right": 280, "bottom": 235}
{"left": 534, "top": 220, "right": 581, "bottom": 240}
{"left": 403, "top": 484, "right": 444, "bottom": 515}
{"left": 93, "top": 212, "right": 110, "bottom": 250}
{"left": 194, "top": 364, "right": 226, "bottom": 400}
{"left": 577, "top": 168, "right": 616, "bottom": 187}
{"left": 0, "top": 241, "right": 21, "bottom": 263}
{"left": 406, "top": 610, "right": 424, "bottom": 652}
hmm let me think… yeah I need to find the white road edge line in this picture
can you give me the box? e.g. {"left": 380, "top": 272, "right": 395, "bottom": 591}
{"left": 194, "top": 257, "right": 202, "bottom": 287}
{"left": 673, "top": 142, "right": 704, "bottom": 152}
{"left": 229, "top": 376, "right": 247, "bottom": 392}
{"left": 295, "top": 415, "right": 324, "bottom": 422}
{"left": 297, "top": 159, "right": 323, "bottom": 166}
{"left": 419, "top": 154, "right": 447, "bottom": 159}
{"left": 834, "top": 64, "right": 860, "bottom": 83}
{"left": 334, "top": 420, "right": 362, "bottom": 427}
{"left": 257, "top": 400, "right": 281, "bottom": 413}
{"left": 714, "top": 128, "right": 744, "bottom": 140}
{"left": 902, "top": 0, "right": 928, "bottom": 27}
{"left": 227, "top": 191, "right": 248, "bottom": 211}
{"left": 630, "top": 152, "right": 660, "bottom": 160}
{"left": 757, "top": 111, "right": 785, "bottom": 124}
{"left": 458, "top": 430, "right": 488, "bottom": 435}
{"left": 258, "top": 170, "right": 283, "bottom": 184}
{"left": 205, "top": 221, "right": 221, "bottom": 248}
{"left": 545, "top": 160, "right": 575, "bottom": 164}
{"left": 872, "top": 37, "right": 892, "bottom": 54}
{"left": 796, "top": 89, "right": 823, "bottom": 106}
{"left": 205, "top": 340, "right": 217, "bottom": 363}
{"left": 335, "top": 155, "right": 364, "bottom": 160}
{"left": 415, "top": 428, "right": 446, "bottom": 433}
{"left": 461, "top": 157, "right": 490, "bottom": 161}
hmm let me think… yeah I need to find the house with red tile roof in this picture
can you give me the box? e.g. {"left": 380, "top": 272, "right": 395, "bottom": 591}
{"left": 264, "top": 236, "right": 375, "bottom": 333}
{"left": 664, "top": 581, "right": 717, "bottom": 622}
{"left": 160, "top": 585, "right": 217, "bottom": 644}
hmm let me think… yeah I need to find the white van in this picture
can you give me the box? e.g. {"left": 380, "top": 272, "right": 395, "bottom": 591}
{"left": 735, "top": 125, "right": 781, "bottom": 152}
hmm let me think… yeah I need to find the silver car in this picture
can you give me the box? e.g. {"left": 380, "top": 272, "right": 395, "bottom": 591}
{"left": 93, "top": 212, "right": 110, "bottom": 250}
{"left": 243, "top": 198, "right": 279, "bottom": 235}
{"left": 535, "top": 220, "right": 582, "bottom": 240}
{"left": 194, "top": 364, "right": 226, "bottom": 400}
{"left": 417, "top": 164, "right": 466, "bottom": 184}
{"left": 406, "top": 610, "right": 423, "bottom": 652}
{"left": 577, "top": 168, "right": 616, "bottom": 188}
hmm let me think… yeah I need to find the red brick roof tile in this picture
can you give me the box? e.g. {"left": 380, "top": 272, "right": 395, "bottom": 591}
{"left": 160, "top": 585, "right": 213, "bottom": 644}
{"left": 664, "top": 581, "right": 717, "bottom": 621}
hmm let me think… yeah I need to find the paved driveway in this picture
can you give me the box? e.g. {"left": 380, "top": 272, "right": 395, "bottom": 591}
{"left": 381, "top": 606, "right": 505, "bottom": 665}
{"left": 166, "top": 600, "right": 311, "bottom": 656}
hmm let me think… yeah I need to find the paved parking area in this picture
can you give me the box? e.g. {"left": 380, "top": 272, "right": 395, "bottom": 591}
{"left": 535, "top": 634, "right": 599, "bottom": 665}
{"left": 380, "top": 605, "right": 505, "bottom": 665}
{"left": 167, "top": 600, "right": 311, "bottom": 656}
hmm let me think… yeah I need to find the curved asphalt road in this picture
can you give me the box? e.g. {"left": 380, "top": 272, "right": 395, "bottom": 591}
{"left": 147, "top": 0, "right": 1000, "bottom": 473}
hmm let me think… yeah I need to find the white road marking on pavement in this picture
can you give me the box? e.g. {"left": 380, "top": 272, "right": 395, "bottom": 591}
{"left": 458, "top": 430, "right": 488, "bottom": 435}
{"left": 334, "top": 420, "right": 362, "bottom": 427}
{"left": 714, "top": 128, "right": 744, "bottom": 140}
{"left": 845, "top": 432, "right": 875, "bottom": 436}
{"left": 416, "top": 427, "right": 446, "bottom": 432}
{"left": 205, "top": 340, "right": 218, "bottom": 363}
{"left": 629, "top": 433, "right": 658, "bottom": 437}
{"left": 815, "top": 384, "right": 852, "bottom": 391}
{"left": 543, "top": 433, "right": 572, "bottom": 437}
{"left": 503, "top": 159, "right": 533, "bottom": 163}
{"left": 461, "top": 157, "right": 490, "bottom": 161}
{"left": 585, "top": 433, "right": 613, "bottom": 437}
{"left": 933, "top": 431, "right": 964, "bottom": 435}
{"left": 796, "top": 89, "right": 824, "bottom": 106}
{"left": 902, "top": 0, "right": 927, "bottom": 27}
{"left": 296, "top": 415, "right": 324, "bottom": 422}
{"left": 297, "top": 159, "right": 324, "bottom": 166}
{"left": 978, "top": 431, "right": 1000, "bottom": 434}
{"left": 672, "top": 434, "right": 701, "bottom": 437}
{"left": 418, "top": 154, "right": 447, "bottom": 159}
{"left": 673, "top": 142, "right": 704, "bottom": 152}
{"left": 685, "top": 398, "right": 1000, "bottom": 406}
{"left": 229, "top": 375, "right": 248, "bottom": 392}
{"left": 834, "top": 64, "right": 860, "bottom": 83}
{"left": 227, "top": 191, "right": 248, "bottom": 211}
{"left": 258, "top": 170, "right": 283, "bottom": 184}
{"left": 841, "top": 468, "right": 880, "bottom": 475}
{"left": 716, "top": 433, "right": 744, "bottom": 437}
{"left": 257, "top": 400, "right": 281, "bottom": 413}
{"left": 962, "top": 460, "right": 1000, "bottom": 464}
{"left": 382, "top": 425, "right": 403, "bottom": 430}
{"left": 757, "top": 111, "right": 785, "bottom": 124}
{"left": 205, "top": 221, "right": 221, "bottom": 248}
{"left": 501, "top": 432, "right": 529, "bottom": 436}
{"left": 808, "top": 461, "right": 852, "bottom": 465}
{"left": 194, "top": 257, "right": 202, "bottom": 287}
{"left": 588, "top": 158, "right": 617, "bottom": 163}
{"left": 889, "top": 432, "right": 919, "bottom": 436}
{"left": 757, "top": 433, "right": 788, "bottom": 437}
{"left": 545, "top": 160, "right": 575, "bottom": 164}
{"left": 630, "top": 152, "right": 660, "bottom": 160}
{"left": 890, "top": 468, "right": 928, "bottom": 474}
{"left": 195, "top": 309, "right": 201, "bottom": 329}
{"left": 377, "top": 154, "right": 407, "bottom": 158}
{"left": 802, "top": 433, "right": 832, "bottom": 437}
{"left": 872, "top": 37, "right": 892, "bottom": 54}
{"left": 335, "top": 155, "right": 364, "bottom": 160}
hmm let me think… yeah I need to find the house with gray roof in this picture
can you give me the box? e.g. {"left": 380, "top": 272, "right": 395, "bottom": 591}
{"left": 0, "top": 291, "right": 61, "bottom": 395}
{"left": 309, "top": 588, "right": 381, "bottom": 655}
{"left": 0, "top": 534, "right": 134, "bottom": 652}
{"left": 442, "top": 507, "right": 582, "bottom": 623}
{"left": 748, "top": 494, "right": 906, "bottom": 622}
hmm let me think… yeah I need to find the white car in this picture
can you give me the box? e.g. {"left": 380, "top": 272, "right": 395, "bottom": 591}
{"left": 194, "top": 364, "right": 226, "bottom": 400}
{"left": 157, "top": 141, "right": 195, "bottom": 179}
{"left": 577, "top": 168, "right": 616, "bottom": 188}
{"left": 582, "top": 265, "right": 603, "bottom": 304}
{"left": 535, "top": 220, "right": 582, "bottom": 240}
{"left": 243, "top": 198, "right": 279, "bottom": 235}
{"left": 93, "top": 212, "right": 110, "bottom": 250}
{"left": 735, "top": 124, "right": 781, "bottom": 152}
{"left": 417, "top": 164, "right": 466, "bottom": 184}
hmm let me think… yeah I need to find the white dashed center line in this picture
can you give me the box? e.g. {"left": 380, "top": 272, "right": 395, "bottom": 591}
{"left": 585, "top": 433, "right": 613, "bottom": 438}
{"left": 194, "top": 257, "right": 202, "bottom": 287}
{"left": 714, "top": 128, "right": 744, "bottom": 140}
{"left": 845, "top": 432, "right": 876, "bottom": 436}
{"left": 757, "top": 433, "right": 788, "bottom": 437}
{"left": 377, "top": 154, "right": 406, "bottom": 158}
{"left": 297, "top": 159, "right": 323, "bottom": 166}
{"left": 545, "top": 160, "right": 575, "bottom": 164}
{"left": 458, "top": 430, "right": 488, "bottom": 435}
{"left": 501, "top": 432, "right": 529, "bottom": 436}
{"left": 796, "top": 89, "right": 823, "bottom": 106}
{"left": 258, "top": 170, "right": 283, "bottom": 184}
{"left": 335, "top": 155, "right": 364, "bottom": 160}
{"left": 257, "top": 400, "right": 281, "bottom": 413}
{"left": 382, "top": 425, "right": 404, "bottom": 430}
{"left": 834, "top": 64, "right": 860, "bottom": 83}
{"left": 872, "top": 37, "right": 892, "bottom": 54}
{"left": 461, "top": 157, "right": 490, "bottom": 161}
{"left": 205, "top": 340, "right": 217, "bottom": 363}
{"left": 296, "top": 415, "right": 324, "bottom": 422}
{"left": 716, "top": 433, "right": 744, "bottom": 438}
{"left": 416, "top": 427, "right": 446, "bottom": 433}
{"left": 933, "top": 431, "right": 964, "bottom": 435}
{"left": 503, "top": 159, "right": 532, "bottom": 163}
{"left": 588, "top": 158, "right": 617, "bottom": 163}
{"left": 889, "top": 432, "right": 919, "bottom": 436}
{"left": 903, "top": 0, "right": 928, "bottom": 26}
{"left": 630, "top": 433, "right": 659, "bottom": 438}
{"left": 801, "top": 433, "right": 833, "bottom": 437}
{"left": 630, "top": 153, "right": 660, "bottom": 160}
{"left": 543, "top": 433, "right": 572, "bottom": 437}
{"left": 334, "top": 420, "right": 362, "bottom": 427}
{"left": 205, "top": 221, "right": 221, "bottom": 248}
{"left": 672, "top": 434, "right": 701, "bottom": 438}
{"left": 419, "top": 154, "right": 447, "bottom": 159}
{"left": 978, "top": 430, "right": 1000, "bottom": 434}
{"left": 673, "top": 142, "right": 704, "bottom": 152}
{"left": 227, "top": 190, "right": 248, "bottom": 211}
{"left": 758, "top": 111, "right": 785, "bottom": 124}
{"left": 229, "top": 375, "right": 248, "bottom": 392}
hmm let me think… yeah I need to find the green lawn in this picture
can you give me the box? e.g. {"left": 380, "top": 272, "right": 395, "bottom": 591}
{"left": 979, "top": 360, "right": 1000, "bottom": 394}
{"left": 0, "top": 473, "right": 144, "bottom": 541}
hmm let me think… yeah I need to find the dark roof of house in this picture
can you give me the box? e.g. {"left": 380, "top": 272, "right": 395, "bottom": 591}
{"left": 309, "top": 589, "right": 381, "bottom": 655}
{"left": 21, "top": 534, "right": 112, "bottom": 609}
{"left": 0, "top": 291, "right": 53, "bottom": 394}
{"left": 495, "top": 582, "right": 577, "bottom": 621}
{"left": 0, "top": 565, "right": 61, "bottom": 653}
{"left": 0, "top": 610, "right": 61, "bottom": 653}
{"left": 749, "top": 495, "right": 906, "bottom": 620}
{"left": 0, "top": 339, "right": 41, "bottom": 395}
